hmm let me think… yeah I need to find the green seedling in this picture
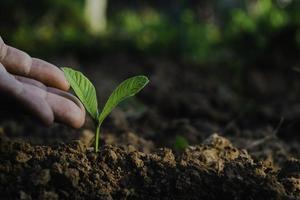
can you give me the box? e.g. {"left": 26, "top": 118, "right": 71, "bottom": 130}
{"left": 174, "top": 135, "right": 189, "bottom": 151}
{"left": 62, "top": 67, "right": 149, "bottom": 152}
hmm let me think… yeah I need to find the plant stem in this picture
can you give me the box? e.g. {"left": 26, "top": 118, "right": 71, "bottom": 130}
{"left": 95, "top": 124, "right": 100, "bottom": 152}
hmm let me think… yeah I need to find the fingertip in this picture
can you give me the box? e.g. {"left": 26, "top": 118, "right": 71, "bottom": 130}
{"left": 30, "top": 58, "right": 70, "bottom": 91}
{"left": 67, "top": 103, "right": 86, "bottom": 129}
{"left": 69, "top": 112, "right": 86, "bottom": 129}
{"left": 46, "top": 92, "right": 86, "bottom": 129}
{"left": 63, "top": 77, "right": 70, "bottom": 91}
{"left": 65, "top": 100, "right": 86, "bottom": 129}
{"left": 57, "top": 67, "right": 70, "bottom": 91}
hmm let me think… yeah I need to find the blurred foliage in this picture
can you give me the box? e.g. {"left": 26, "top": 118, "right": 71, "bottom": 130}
{"left": 111, "top": 9, "right": 177, "bottom": 54}
{"left": 0, "top": 0, "right": 87, "bottom": 55}
{"left": 0, "top": 0, "right": 299, "bottom": 67}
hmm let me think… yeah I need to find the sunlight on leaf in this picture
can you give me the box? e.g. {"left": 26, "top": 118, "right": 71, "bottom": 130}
{"left": 62, "top": 67, "right": 98, "bottom": 119}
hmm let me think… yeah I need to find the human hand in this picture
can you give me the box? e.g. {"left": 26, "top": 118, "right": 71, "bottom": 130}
{"left": 0, "top": 37, "right": 85, "bottom": 128}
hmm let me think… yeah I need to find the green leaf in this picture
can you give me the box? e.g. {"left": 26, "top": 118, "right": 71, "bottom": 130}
{"left": 174, "top": 135, "right": 189, "bottom": 151}
{"left": 62, "top": 67, "right": 98, "bottom": 120}
{"left": 98, "top": 75, "right": 149, "bottom": 124}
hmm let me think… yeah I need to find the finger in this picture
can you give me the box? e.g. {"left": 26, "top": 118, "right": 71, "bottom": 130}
{"left": 46, "top": 92, "right": 85, "bottom": 129}
{"left": 0, "top": 63, "right": 23, "bottom": 95}
{"left": 15, "top": 75, "right": 47, "bottom": 90}
{"left": 30, "top": 58, "right": 69, "bottom": 91}
{"left": 0, "top": 63, "right": 54, "bottom": 125}
{"left": 14, "top": 83, "right": 54, "bottom": 126}
{"left": 0, "top": 38, "right": 32, "bottom": 76}
{"left": 47, "top": 87, "right": 85, "bottom": 111}
{"left": 0, "top": 38, "right": 69, "bottom": 90}
{"left": 14, "top": 78, "right": 85, "bottom": 128}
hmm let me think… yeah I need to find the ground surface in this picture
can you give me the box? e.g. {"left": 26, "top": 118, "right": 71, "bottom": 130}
{"left": 0, "top": 56, "right": 300, "bottom": 199}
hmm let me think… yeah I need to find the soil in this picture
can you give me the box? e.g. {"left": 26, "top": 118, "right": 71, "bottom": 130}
{"left": 1, "top": 134, "right": 300, "bottom": 200}
{"left": 1, "top": 55, "right": 300, "bottom": 199}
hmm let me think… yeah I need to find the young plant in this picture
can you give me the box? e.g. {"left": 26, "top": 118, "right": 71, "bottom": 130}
{"left": 174, "top": 135, "right": 189, "bottom": 151}
{"left": 62, "top": 67, "right": 149, "bottom": 152}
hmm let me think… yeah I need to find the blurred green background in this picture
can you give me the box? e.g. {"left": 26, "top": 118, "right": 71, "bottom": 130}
{"left": 0, "top": 0, "right": 299, "bottom": 68}
{"left": 1, "top": 0, "right": 300, "bottom": 151}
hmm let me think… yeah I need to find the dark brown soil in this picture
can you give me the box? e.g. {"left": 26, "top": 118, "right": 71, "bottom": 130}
{"left": 1, "top": 133, "right": 300, "bottom": 200}
{"left": 1, "top": 56, "right": 300, "bottom": 199}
